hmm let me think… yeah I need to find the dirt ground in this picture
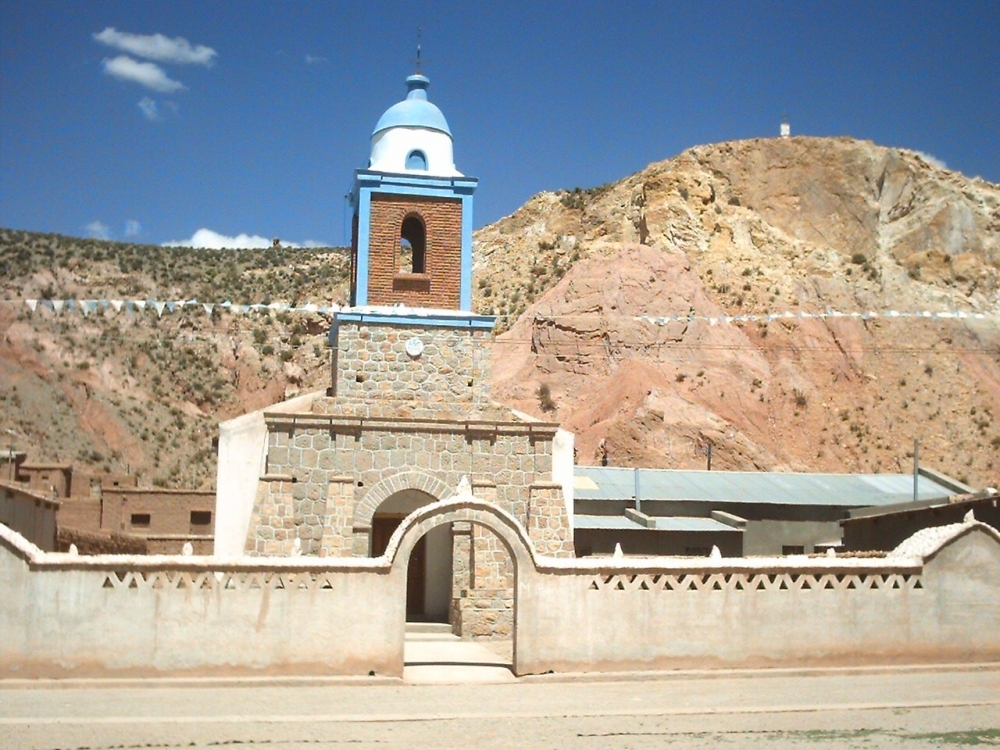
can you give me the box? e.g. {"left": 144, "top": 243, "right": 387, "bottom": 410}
{"left": 2, "top": 664, "right": 998, "bottom": 749}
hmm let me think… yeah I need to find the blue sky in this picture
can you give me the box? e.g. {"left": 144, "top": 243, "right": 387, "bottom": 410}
{"left": 1, "top": 1, "right": 997, "bottom": 248}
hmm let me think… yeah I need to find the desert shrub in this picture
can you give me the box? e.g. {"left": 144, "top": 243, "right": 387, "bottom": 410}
{"left": 537, "top": 383, "right": 557, "bottom": 413}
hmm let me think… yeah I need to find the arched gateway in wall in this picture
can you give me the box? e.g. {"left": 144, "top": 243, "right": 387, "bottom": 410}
{"left": 382, "top": 496, "right": 537, "bottom": 675}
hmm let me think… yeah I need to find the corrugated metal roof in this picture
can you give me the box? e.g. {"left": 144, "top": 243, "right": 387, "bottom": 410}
{"left": 574, "top": 514, "right": 646, "bottom": 530}
{"left": 574, "top": 514, "right": 742, "bottom": 533}
{"left": 573, "top": 467, "right": 956, "bottom": 507}
{"left": 649, "top": 516, "right": 742, "bottom": 533}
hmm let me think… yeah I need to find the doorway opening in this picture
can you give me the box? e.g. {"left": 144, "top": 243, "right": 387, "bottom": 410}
{"left": 391, "top": 508, "right": 523, "bottom": 681}
{"left": 372, "top": 489, "right": 451, "bottom": 623}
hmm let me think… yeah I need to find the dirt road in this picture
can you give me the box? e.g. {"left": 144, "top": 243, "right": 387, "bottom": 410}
{"left": 2, "top": 665, "right": 999, "bottom": 749}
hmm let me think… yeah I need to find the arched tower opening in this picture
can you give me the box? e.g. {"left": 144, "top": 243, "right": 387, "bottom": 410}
{"left": 399, "top": 214, "right": 426, "bottom": 275}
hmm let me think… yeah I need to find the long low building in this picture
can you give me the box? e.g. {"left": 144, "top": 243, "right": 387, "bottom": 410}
{"left": 573, "top": 466, "right": 972, "bottom": 556}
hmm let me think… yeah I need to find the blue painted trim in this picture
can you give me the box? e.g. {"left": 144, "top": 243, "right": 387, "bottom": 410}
{"left": 335, "top": 310, "right": 496, "bottom": 330}
{"left": 461, "top": 193, "right": 474, "bottom": 311}
{"left": 354, "top": 188, "right": 372, "bottom": 306}
{"left": 356, "top": 170, "right": 478, "bottom": 193}
{"left": 351, "top": 168, "right": 479, "bottom": 311}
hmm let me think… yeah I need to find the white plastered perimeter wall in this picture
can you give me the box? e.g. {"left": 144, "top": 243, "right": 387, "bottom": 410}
{"left": 2, "top": 499, "right": 999, "bottom": 678}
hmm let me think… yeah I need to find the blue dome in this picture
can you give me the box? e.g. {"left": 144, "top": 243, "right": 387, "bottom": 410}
{"left": 372, "top": 74, "right": 452, "bottom": 137}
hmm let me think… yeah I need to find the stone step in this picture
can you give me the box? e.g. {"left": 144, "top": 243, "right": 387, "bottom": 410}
{"left": 405, "top": 621, "right": 453, "bottom": 635}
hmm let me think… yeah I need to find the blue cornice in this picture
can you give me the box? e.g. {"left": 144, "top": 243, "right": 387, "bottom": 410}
{"left": 334, "top": 310, "right": 496, "bottom": 330}
{"left": 355, "top": 169, "right": 477, "bottom": 194}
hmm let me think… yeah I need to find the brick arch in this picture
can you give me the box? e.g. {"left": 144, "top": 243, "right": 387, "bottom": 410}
{"left": 353, "top": 470, "right": 453, "bottom": 531}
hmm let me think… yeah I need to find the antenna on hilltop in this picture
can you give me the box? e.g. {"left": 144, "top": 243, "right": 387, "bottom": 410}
{"left": 415, "top": 27, "right": 424, "bottom": 73}
{"left": 780, "top": 112, "right": 790, "bottom": 139}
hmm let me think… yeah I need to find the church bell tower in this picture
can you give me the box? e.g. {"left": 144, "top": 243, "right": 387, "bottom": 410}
{"left": 349, "top": 73, "right": 477, "bottom": 310}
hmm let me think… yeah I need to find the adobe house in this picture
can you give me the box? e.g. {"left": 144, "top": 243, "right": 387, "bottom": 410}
{"left": 216, "top": 71, "right": 575, "bottom": 637}
{"left": 1, "top": 459, "right": 215, "bottom": 555}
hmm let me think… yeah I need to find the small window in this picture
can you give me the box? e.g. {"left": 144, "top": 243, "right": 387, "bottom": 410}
{"left": 190, "top": 511, "right": 212, "bottom": 526}
{"left": 406, "top": 149, "right": 427, "bottom": 170}
{"left": 131, "top": 513, "right": 151, "bottom": 528}
{"left": 782, "top": 545, "right": 805, "bottom": 555}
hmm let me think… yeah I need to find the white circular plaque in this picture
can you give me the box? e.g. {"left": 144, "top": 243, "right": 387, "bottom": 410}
{"left": 405, "top": 336, "right": 424, "bottom": 358}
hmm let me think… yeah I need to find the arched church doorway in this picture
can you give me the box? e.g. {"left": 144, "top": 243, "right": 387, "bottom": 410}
{"left": 372, "top": 489, "right": 452, "bottom": 623}
{"left": 387, "top": 500, "right": 532, "bottom": 678}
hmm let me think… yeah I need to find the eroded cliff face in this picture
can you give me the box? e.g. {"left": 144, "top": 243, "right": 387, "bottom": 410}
{"left": 1, "top": 137, "right": 998, "bottom": 490}
{"left": 476, "top": 137, "right": 1000, "bottom": 487}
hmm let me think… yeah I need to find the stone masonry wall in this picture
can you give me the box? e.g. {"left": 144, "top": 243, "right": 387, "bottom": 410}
{"left": 332, "top": 321, "right": 491, "bottom": 407}
{"left": 367, "top": 195, "right": 462, "bottom": 309}
{"left": 248, "top": 413, "right": 568, "bottom": 554}
{"left": 244, "top": 410, "right": 573, "bottom": 636}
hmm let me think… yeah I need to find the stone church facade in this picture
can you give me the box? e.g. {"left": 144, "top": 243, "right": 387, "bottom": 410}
{"left": 221, "top": 72, "right": 575, "bottom": 637}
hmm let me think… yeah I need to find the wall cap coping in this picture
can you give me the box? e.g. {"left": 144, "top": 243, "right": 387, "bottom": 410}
{"left": 888, "top": 517, "right": 1000, "bottom": 559}
{"left": 7, "top": 518, "right": 996, "bottom": 577}
{"left": 105, "top": 488, "right": 216, "bottom": 496}
{"left": 711, "top": 510, "right": 749, "bottom": 529}
{"left": 262, "top": 412, "right": 560, "bottom": 436}
{"left": 0, "top": 480, "right": 62, "bottom": 508}
{"left": 530, "top": 481, "right": 563, "bottom": 490}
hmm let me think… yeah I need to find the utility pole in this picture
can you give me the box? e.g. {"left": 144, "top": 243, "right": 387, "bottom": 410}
{"left": 913, "top": 438, "right": 920, "bottom": 503}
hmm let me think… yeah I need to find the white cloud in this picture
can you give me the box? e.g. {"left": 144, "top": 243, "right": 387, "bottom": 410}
{"left": 914, "top": 150, "right": 947, "bottom": 170}
{"left": 93, "top": 27, "right": 217, "bottom": 66}
{"left": 164, "top": 228, "right": 278, "bottom": 250}
{"left": 304, "top": 54, "right": 328, "bottom": 65}
{"left": 161, "top": 228, "right": 333, "bottom": 249}
{"left": 85, "top": 221, "right": 111, "bottom": 240}
{"left": 102, "top": 55, "right": 186, "bottom": 93}
{"left": 137, "top": 97, "right": 159, "bottom": 120}
{"left": 124, "top": 220, "right": 142, "bottom": 237}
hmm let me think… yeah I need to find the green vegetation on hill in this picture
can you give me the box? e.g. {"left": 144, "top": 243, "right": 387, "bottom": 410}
{"left": 0, "top": 228, "right": 351, "bottom": 489}
{"left": 0, "top": 228, "right": 350, "bottom": 305}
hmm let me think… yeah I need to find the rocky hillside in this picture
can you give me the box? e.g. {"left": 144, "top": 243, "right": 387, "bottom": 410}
{"left": 0, "top": 231, "right": 350, "bottom": 489}
{"left": 2, "top": 136, "right": 998, "bottom": 491}
{"left": 475, "top": 137, "right": 1000, "bottom": 488}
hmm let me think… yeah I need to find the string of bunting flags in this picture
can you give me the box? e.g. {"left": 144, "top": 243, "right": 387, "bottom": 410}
{"left": 2, "top": 298, "right": 996, "bottom": 324}
{"left": 12, "top": 298, "right": 344, "bottom": 318}
{"left": 635, "top": 309, "right": 995, "bottom": 325}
